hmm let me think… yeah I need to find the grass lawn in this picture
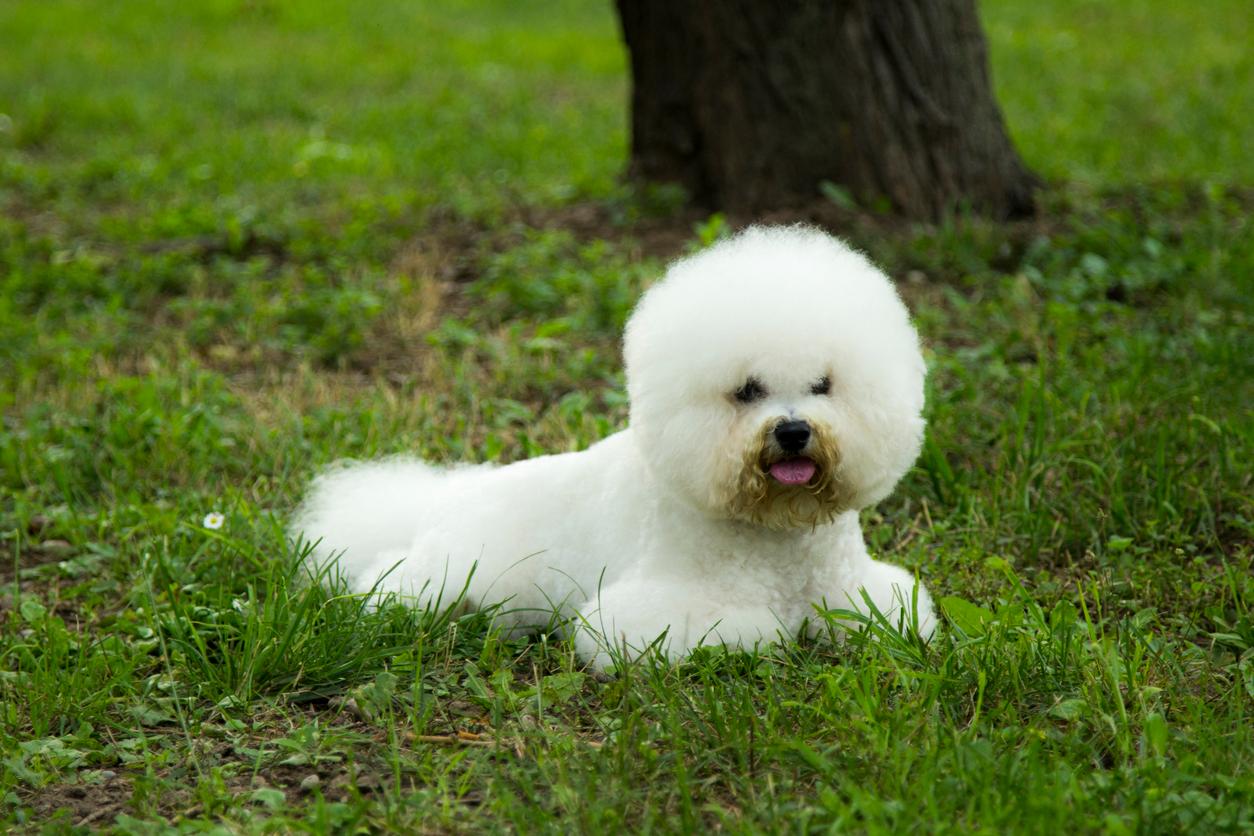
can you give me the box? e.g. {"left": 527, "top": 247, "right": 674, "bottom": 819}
{"left": 2, "top": 0, "right": 1251, "bottom": 831}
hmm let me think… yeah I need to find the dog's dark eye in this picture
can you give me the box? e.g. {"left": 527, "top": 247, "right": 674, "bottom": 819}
{"left": 733, "top": 378, "right": 766, "bottom": 404}
{"left": 810, "top": 376, "right": 832, "bottom": 396}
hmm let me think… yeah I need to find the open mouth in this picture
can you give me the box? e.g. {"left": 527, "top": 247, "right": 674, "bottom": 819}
{"left": 769, "top": 457, "right": 817, "bottom": 486}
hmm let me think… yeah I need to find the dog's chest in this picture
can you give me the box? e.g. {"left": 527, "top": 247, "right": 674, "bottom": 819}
{"left": 692, "top": 529, "right": 855, "bottom": 609}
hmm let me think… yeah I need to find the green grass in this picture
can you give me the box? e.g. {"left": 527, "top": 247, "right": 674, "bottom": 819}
{"left": 987, "top": 0, "right": 1254, "bottom": 186}
{"left": 2, "top": 0, "right": 1252, "bottom": 831}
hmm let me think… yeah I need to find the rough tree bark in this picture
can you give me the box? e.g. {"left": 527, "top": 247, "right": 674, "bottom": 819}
{"left": 614, "top": 0, "right": 1038, "bottom": 220}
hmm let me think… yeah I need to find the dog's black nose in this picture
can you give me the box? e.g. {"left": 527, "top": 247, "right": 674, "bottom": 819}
{"left": 774, "top": 420, "right": 811, "bottom": 453}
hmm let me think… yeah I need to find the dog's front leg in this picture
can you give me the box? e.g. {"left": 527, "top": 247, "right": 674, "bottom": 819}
{"left": 573, "top": 575, "right": 784, "bottom": 671}
{"left": 813, "top": 559, "right": 937, "bottom": 640}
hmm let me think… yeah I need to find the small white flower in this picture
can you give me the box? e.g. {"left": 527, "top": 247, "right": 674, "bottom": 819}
{"left": 203, "top": 512, "right": 225, "bottom": 530}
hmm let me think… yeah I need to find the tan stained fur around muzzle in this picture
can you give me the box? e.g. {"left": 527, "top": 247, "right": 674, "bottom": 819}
{"left": 724, "top": 422, "right": 851, "bottom": 530}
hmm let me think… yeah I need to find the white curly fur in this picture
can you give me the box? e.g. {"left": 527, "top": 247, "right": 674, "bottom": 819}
{"left": 293, "top": 226, "right": 935, "bottom": 669}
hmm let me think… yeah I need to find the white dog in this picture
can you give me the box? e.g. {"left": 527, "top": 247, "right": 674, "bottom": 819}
{"left": 294, "top": 225, "right": 934, "bottom": 669}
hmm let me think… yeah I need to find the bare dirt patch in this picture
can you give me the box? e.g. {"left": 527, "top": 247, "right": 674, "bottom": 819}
{"left": 24, "top": 773, "right": 136, "bottom": 829}
{"left": 0, "top": 540, "right": 70, "bottom": 584}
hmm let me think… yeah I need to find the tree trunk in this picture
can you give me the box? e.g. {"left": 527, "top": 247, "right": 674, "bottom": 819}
{"left": 614, "top": 0, "right": 1038, "bottom": 220}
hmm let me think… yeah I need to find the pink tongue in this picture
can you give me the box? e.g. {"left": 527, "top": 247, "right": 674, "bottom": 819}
{"left": 770, "top": 458, "right": 817, "bottom": 486}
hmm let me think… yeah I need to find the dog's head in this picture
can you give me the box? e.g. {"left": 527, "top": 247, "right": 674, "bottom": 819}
{"left": 623, "top": 226, "right": 926, "bottom": 530}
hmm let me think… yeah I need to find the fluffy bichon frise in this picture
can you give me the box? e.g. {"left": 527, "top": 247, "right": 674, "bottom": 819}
{"left": 293, "top": 225, "right": 935, "bottom": 669}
